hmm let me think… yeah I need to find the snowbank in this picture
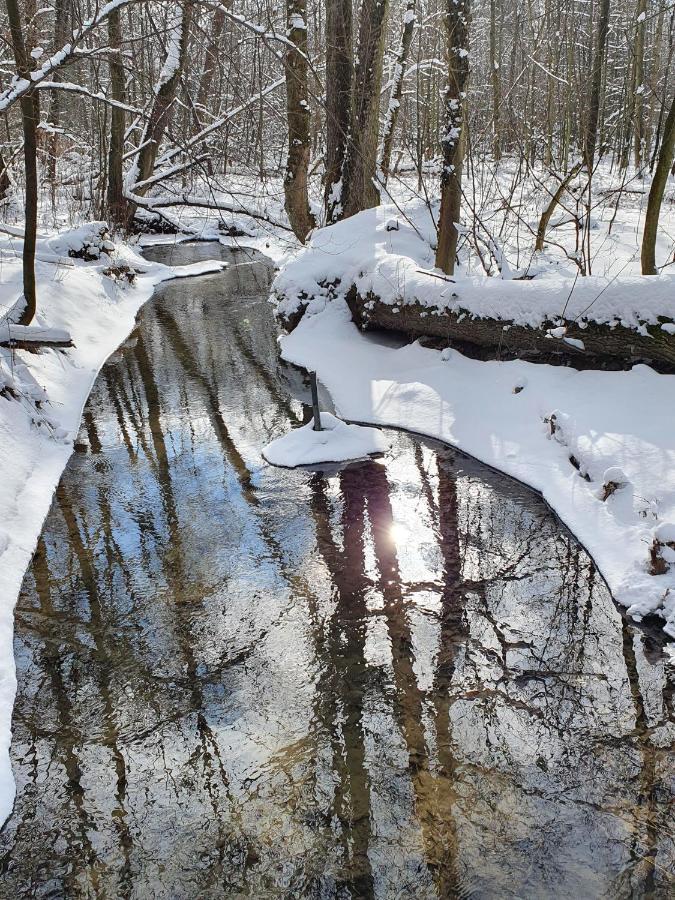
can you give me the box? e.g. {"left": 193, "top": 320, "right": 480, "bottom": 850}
{"left": 262, "top": 412, "right": 389, "bottom": 466}
{"left": 280, "top": 299, "right": 675, "bottom": 654}
{"left": 273, "top": 202, "right": 675, "bottom": 334}
{"left": 0, "top": 227, "right": 225, "bottom": 824}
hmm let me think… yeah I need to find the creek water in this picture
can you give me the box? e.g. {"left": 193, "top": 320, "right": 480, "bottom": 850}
{"left": 0, "top": 243, "right": 673, "bottom": 899}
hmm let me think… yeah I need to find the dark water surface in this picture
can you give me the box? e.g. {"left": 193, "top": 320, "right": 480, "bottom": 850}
{"left": 0, "top": 243, "right": 673, "bottom": 899}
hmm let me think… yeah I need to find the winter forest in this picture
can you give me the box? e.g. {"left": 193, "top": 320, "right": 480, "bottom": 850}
{"left": 0, "top": 0, "right": 675, "bottom": 895}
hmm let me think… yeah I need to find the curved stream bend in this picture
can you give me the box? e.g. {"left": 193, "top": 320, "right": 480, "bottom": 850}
{"left": 0, "top": 242, "right": 673, "bottom": 899}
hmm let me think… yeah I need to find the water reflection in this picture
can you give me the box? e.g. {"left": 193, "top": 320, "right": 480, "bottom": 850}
{"left": 0, "top": 244, "right": 673, "bottom": 898}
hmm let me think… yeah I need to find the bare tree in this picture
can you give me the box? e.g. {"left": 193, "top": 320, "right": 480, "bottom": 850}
{"left": 641, "top": 88, "right": 675, "bottom": 274}
{"left": 283, "top": 0, "right": 315, "bottom": 242}
{"left": 340, "top": 0, "right": 390, "bottom": 219}
{"left": 6, "top": 0, "right": 38, "bottom": 324}
{"left": 124, "top": 3, "right": 192, "bottom": 228}
{"left": 584, "top": 0, "right": 611, "bottom": 169}
{"left": 324, "top": 0, "right": 353, "bottom": 223}
{"left": 489, "top": 0, "right": 501, "bottom": 162}
{"left": 106, "top": 6, "right": 127, "bottom": 229}
{"left": 435, "top": 0, "right": 470, "bottom": 276}
{"left": 380, "top": 0, "right": 416, "bottom": 185}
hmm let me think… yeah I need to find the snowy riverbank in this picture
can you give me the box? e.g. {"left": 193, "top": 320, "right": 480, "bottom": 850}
{"left": 0, "top": 227, "right": 225, "bottom": 823}
{"left": 280, "top": 299, "right": 675, "bottom": 656}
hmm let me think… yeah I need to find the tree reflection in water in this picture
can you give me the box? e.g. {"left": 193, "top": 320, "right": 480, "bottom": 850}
{"left": 0, "top": 244, "right": 673, "bottom": 899}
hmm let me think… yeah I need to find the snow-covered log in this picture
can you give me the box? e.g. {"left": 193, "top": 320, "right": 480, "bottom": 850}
{"left": 0, "top": 324, "right": 73, "bottom": 348}
{"left": 273, "top": 203, "right": 675, "bottom": 369}
{"left": 342, "top": 289, "right": 675, "bottom": 368}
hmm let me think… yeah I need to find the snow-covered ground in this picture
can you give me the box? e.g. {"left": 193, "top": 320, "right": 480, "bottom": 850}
{"left": 270, "top": 163, "right": 675, "bottom": 655}
{"left": 0, "top": 225, "right": 225, "bottom": 824}
{"left": 280, "top": 299, "right": 675, "bottom": 655}
{"left": 274, "top": 199, "right": 675, "bottom": 336}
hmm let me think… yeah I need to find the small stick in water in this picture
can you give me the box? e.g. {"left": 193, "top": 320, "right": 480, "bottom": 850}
{"left": 310, "top": 371, "right": 323, "bottom": 431}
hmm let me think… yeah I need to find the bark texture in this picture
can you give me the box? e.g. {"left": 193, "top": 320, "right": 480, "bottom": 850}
{"left": 584, "top": 0, "right": 610, "bottom": 168}
{"left": 0, "top": 152, "right": 10, "bottom": 201}
{"left": 435, "top": 0, "right": 470, "bottom": 275}
{"left": 106, "top": 8, "right": 127, "bottom": 229}
{"left": 125, "top": 3, "right": 191, "bottom": 228}
{"left": 380, "top": 0, "right": 416, "bottom": 184}
{"left": 6, "top": 0, "right": 38, "bottom": 325}
{"left": 46, "top": 0, "right": 69, "bottom": 188}
{"left": 489, "top": 0, "right": 500, "bottom": 161}
{"left": 323, "top": 0, "right": 353, "bottom": 223}
{"left": 340, "top": 0, "right": 389, "bottom": 219}
{"left": 283, "top": 0, "right": 316, "bottom": 242}
{"left": 641, "top": 89, "right": 675, "bottom": 274}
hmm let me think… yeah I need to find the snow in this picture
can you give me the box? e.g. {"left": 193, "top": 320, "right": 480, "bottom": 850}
{"left": 273, "top": 200, "right": 675, "bottom": 333}
{"left": 0, "top": 0, "right": 134, "bottom": 113}
{"left": 0, "top": 323, "right": 71, "bottom": 344}
{"left": 157, "top": 10, "right": 183, "bottom": 89}
{"left": 279, "top": 299, "right": 675, "bottom": 653}
{"left": 0, "top": 228, "right": 226, "bottom": 826}
{"left": 262, "top": 412, "right": 389, "bottom": 466}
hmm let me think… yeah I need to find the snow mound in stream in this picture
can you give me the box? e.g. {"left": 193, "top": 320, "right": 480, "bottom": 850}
{"left": 262, "top": 413, "right": 389, "bottom": 467}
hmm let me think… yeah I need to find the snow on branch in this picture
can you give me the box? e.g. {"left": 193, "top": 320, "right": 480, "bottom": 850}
{"left": 0, "top": 0, "right": 143, "bottom": 113}
{"left": 154, "top": 77, "right": 286, "bottom": 170}
{"left": 129, "top": 190, "right": 293, "bottom": 232}
{"left": 36, "top": 81, "right": 144, "bottom": 114}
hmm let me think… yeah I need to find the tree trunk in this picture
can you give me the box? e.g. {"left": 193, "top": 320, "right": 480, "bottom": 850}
{"left": 0, "top": 151, "right": 10, "bottom": 202}
{"left": 340, "top": 0, "right": 390, "bottom": 219}
{"left": 641, "top": 89, "right": 675, "bottom": 274}
{"left": 195, "top": 4, "right": 228, "bottom": 120}
{"left": 435, "top": 0, "right": 470, "bottom": 276}
{"left": 46, "top": 0, "right": 68, "bottom": 195}
{"left": 324, "top": 0, "right": 353, "bottom": 222}
{"left": 283, "top": 0, "right": 316, "bottom": 242}
{"left": 535, "top": 162, "right": 583, "bottom": 251}
{"left": 489, "top": 0, "right": 501, "bottom": 161}
{"left": 6, "top": 0, "right": 39, "bottom": 325}
{"left": 125, "top": 3, "right": 191, "bottom": 228}
{"left": 632, "top": 0, "right": 647, "bottom": 170}
{"left": 380, "top": 0, "right": 416, "bottom": 184}
{"left": 584, "top": 0, "right": 610, "bottom": 168}
{"left": 106, "top": 8, "right": 127, "bottom": 229}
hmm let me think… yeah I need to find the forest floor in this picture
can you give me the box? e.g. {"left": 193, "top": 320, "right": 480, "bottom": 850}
{"left": 0, "top": 160, "right": 674, "bottom": 822}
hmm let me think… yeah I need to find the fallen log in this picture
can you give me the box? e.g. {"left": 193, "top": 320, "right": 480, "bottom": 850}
{"left": 342, "top": 288, "right": 675, "bottom": 369}
{"left": 0, "top": 324, "right": 73, "bottom": 350}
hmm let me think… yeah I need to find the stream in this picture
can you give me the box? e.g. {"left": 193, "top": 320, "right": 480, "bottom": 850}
{"left": 0, "top": 242, "right": 673, "bottom": 898}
